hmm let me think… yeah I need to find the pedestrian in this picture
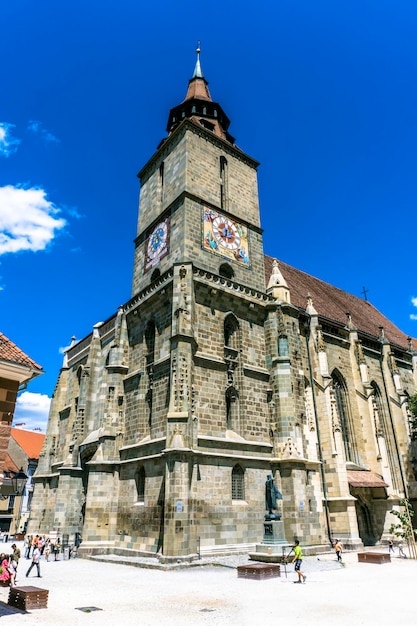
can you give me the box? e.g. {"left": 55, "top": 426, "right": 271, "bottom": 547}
{"left": 388, "top": 539, "right": 394, "bottom": 554}
{"left": 7, "top": 555, "right": 17, "bottom": 587}
{"left": 333, "top": 539, "right": 343, "bottom": 562}
{"left": 11, "top": 543, "right": 20, "bottom": 566}
{"left": 26, "top": 544, "right": 41, "bottom": 578}
{"left": 24, "top": 535, "right": 32, "bottom": 559}
{"left": 292, "top": 539, "right": 306, "bottom": 583}
{"left": 53, "top": 537, "right": 61, "bottom": 561}
{"left": 398, "top": 540, "right": 407, "bottom": 558}
{"left": 44, "top": 538, "right": 51, "bottom": 562}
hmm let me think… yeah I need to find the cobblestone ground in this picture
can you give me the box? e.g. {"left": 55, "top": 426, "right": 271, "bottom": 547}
{"left": 0, "top": 544, "right": 415, "bottom": 625}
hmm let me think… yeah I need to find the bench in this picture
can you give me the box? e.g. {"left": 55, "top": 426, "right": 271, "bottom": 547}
{"left": 237, "top": 563, "right": 281, "bottom": 580}
{"left": 357, "top": 552, "right": 391, "bottom": 564}
{"left": 8, "top": 586, "right": 49, "bottom": 610}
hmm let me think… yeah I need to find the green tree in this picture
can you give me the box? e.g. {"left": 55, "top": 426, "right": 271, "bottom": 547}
{"left": 389, "top": 498, "right": 417, "bottom": 558}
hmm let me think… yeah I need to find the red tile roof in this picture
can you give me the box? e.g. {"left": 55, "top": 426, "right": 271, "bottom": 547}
{"left": 11, "top": 429, "right": 45, "bottom": 460}
{"left": 0, "top": 333, "right": 43, "bottom": 371}
{"left": 347, "top": 470, "right": 388, "bottom": 488}
{"left": 3, "top": 453, "right": 19, "bottom": 474}
{"left": 264, "top": 255, "right": 416, "bottom": 351}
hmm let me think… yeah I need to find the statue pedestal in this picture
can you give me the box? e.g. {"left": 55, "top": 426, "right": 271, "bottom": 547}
{"left": 249, "top": 520, "right": 292, "bottom": 563}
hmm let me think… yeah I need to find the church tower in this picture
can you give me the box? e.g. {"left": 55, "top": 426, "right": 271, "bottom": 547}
{"left": 131, "top": 45, "right": 265, "bottom": 296}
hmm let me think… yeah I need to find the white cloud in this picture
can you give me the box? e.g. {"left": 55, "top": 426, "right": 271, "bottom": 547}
{"left": 0, "top": 185, "right": 66, "bottom": 255}
{"left": 412, "top": 297, "right": 417, "bottom": 308}
{"left": 0, "top": 123, "right": 21, "bottom": 157}
{"left": 27, "top": 119, "right": 59, "bottom": 144}
{"left": 13, "top": 391, "right": 51, "bottom": 432}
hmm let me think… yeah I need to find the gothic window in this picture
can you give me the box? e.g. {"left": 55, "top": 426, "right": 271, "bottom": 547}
{"left": 135, "top": 467, "right": 146, "bottom": 503}
{"left": 226, "top": 385, "right": 239, "bottom": 429}
{"left": 107, "top": 386, "right": 115, "bottom": 402}
{"left": 231, "top": 464, "right": 245, "bottom": 500}
{"left": 219, "top": 263, "right": 234, "bottom": 280}
{"left": 371, "top": 382, "right": 402, "bottom": 491}
{"left": 159, "top": 162, "right": 164, "bottom": 204}
{"left": 151, "top": 268, "right": 161, "bottom": 282}
{"left": 332, "top": 371, "right": 359, "bottom": 464}
{"left": 278, "top": 336, "right": 289, "bottom": 357}
{"left": 220, "top": 156, "right": 228, "bottom": 209}
{"left": 145, "top": 321, "right": 156, "bottom": 368}
{"left": 224, "top": 314, "right": 239, "bottom": 349}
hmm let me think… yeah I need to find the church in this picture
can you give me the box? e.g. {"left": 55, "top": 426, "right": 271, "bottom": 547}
{"left": 29, "top": 49, "right": 417, "bottom": 560}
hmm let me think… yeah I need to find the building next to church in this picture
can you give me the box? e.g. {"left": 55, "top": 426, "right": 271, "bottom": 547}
{"left": 29, "top": 49, "right": 417, "bottom": 560}
{"left": 0, "top": 428, "right": 45, "bottom": 535}
{"left": 0, "top": 333, "right": 43, "bottom": 492}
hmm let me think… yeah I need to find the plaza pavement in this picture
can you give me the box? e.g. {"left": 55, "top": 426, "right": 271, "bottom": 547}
{"left": 0, "top": 542, "right": 415, "bottom": 625}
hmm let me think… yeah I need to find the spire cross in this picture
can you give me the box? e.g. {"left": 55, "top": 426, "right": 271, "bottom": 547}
{"left": 361, "top": 286, "right": 369, "bottom": 301}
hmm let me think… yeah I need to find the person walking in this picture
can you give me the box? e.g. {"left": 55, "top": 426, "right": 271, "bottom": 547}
{"left": 334, "top": 539, "right": 343, "bottom": 562}
{"left": 388, "top": 539, "right": 394, "bottom": 554}
{"left": 398, "top": 540, "right": 407, "bottom": 558}
{"left": 26, "top": 544, "right": 41, "bottom": 578}
{"left": 292, "top": 540, "right": 306, "bottom": 583}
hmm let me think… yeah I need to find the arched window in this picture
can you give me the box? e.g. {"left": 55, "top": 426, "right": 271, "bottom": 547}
{"left": 332, "top": 371, "right": 359, "bottom": 464}
{"left": 224, "top": 314, "right": 239, "bottom": 349}
{"left": 219, "top": 263, "right": 234, "bottom": 280}
{"left": 151, "top": 268, "right": 161, "bottom": 282}
{"left": 220, "top": 156, "right": 228, "bottom": 209}
{"left": 145, "top": 321, "right": 156, "bottom": 368}
{"left": 231, "top": 465, "right": 245, "bottom": 500}
{"left": 159, "top": 162, "right": 164, "bottom": 204}
{"left": 135, "top": 467, "right": 146, "bottom": 503}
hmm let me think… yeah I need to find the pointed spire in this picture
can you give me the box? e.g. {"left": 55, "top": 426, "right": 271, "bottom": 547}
{"left": 165, "top": 43, "right": 235, "bottom": 144}
{"left": 192, "top": 42, "right": 204, "bottom": 79}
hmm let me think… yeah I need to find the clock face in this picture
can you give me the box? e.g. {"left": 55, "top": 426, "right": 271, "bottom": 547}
{"left": 147, "top": 222, "right": 168, "bottom": 259}
{"left": 212, "top": 216, "right": 241, "bottom": 250}
{"left": 144, "top": 218, "right": 169, "bottom": 272}
{"left": 202, "top": 208, "right": 250, "bottom": 267}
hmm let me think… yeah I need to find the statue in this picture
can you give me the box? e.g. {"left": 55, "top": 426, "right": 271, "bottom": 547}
{"left": 265, "top": 474, "right": 282, "bottom": 520}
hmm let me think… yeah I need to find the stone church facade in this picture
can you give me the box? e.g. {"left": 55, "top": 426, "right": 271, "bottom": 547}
{"left": 29, "top": 51, "right": 417, "bottom": 560}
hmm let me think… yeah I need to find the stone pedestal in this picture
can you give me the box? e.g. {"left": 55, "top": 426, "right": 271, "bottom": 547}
{"left": 249, "top": 520, "right": 292, "bottom": 563}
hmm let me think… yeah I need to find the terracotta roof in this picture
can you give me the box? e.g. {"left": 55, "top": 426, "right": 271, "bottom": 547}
{"left": 3, "top": 453, "right": 19, "bottom": 474}
{"left": 347, "top": 470, "right": 388, "bottom": 488}
{"left": 264, "top": 255, "right": 417, "bottom": 352}
{"left": 0, "top": 333, "right": 43, "bottom": 371}
{"left": 11, "top": 428, "right": 45, "bottom": 460}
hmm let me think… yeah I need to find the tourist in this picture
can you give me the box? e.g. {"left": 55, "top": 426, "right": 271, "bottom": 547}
{"left": 26, "top": 544, "right": 41, "bottom": 578}
{"left": 53, "top": 537, "right": 61, "bottom": 561}
{"left": 0, "top": 553, "right": 11, "bottom": 585}
{"left": 292, "top": 540, "right": 306, "bottom": 583}
{"left": 333, "top": 539, "right": 343, "bottom": 562}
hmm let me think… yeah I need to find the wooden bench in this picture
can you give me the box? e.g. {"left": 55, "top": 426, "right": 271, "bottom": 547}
{"left": 357, "top": 552, "right": 391, "bottom": 564}
{"left": 8, "top": 586, "right": 49, "bottom": 610}
{"left": 237, "top": 563, "right": 280, "bottom": 580}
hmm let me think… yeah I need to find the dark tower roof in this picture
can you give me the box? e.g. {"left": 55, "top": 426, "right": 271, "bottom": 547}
{"left": 166, "top": 44, "right": 235, "bottom": 145}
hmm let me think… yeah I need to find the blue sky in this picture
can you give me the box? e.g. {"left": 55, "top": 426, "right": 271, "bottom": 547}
{"left": 2, "top": 0, "right": 417, "bottom": 431}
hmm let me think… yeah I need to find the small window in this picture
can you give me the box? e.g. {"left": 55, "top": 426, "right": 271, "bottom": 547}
{"left": 151, "top": 268, "right": 161, "bottom": 282}
{"left": 135, "top": 467, "right": 145, "bottom": 503}
{"left": 199, "top": 119, "right": 215, "bottom": 132}
{"left": 219, "top": 263, "right": 234, "bottom": 279}
{"left": 232, "top": 465, "right": 245, "bottom": 500}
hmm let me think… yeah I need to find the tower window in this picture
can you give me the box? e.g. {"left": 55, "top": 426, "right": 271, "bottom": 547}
{"left": 135, "top": 467, "right": 146, "bottom": 503}
{"left": 232, "top": 465, "right": 245, "bottom": 500}
{"left": 219, "top": 263, "right": 234, "bottom": 279}
{"left": 199, "top": 119, "right": 215, "bottom": 132}
{"left": 220, "top": 156, "right": 228, "bottom": 209}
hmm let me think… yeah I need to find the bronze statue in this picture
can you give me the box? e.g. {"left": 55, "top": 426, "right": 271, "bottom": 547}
{"left": 265, "top": 474, "right": 282, "bottom": 520}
